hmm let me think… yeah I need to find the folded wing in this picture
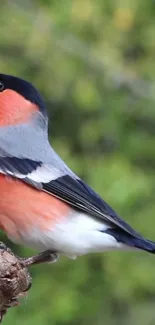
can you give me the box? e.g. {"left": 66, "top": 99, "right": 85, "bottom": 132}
{"left": 0, "top": 154, "right": 143, "bottom": 240}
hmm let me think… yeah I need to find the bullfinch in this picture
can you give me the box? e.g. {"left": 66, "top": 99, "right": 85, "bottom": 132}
{"left": 0, "top": 73, "right": 154, "bottom": 266}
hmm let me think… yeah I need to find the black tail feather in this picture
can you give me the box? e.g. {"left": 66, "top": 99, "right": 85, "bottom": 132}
{"left": 105, "top": 228, "right": 155, "bottom": 254}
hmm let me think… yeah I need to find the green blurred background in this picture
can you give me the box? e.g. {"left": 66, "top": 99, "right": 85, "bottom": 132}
{"left": 1, "top": 0, "right": 155, "bottom": 324}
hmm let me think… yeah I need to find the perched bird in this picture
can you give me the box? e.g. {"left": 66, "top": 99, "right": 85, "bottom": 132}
{"left": 0, "top": 73, "right": 154, "bottom": 266}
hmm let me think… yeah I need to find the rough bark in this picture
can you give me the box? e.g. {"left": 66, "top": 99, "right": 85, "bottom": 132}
{"left": 0, "top": 244, "right": 31, "bottom": 323}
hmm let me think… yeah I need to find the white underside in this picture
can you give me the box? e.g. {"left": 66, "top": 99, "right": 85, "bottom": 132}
{"left": 10, "top": 211, "right": 127, "bottom": 258}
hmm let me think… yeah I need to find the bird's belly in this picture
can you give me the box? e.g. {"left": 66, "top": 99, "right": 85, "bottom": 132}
{"left": 41, "top": 212, "right": 123, "bottom": 256}
{"left": 0, "top": 174, "right": 122, "bottom": 255}
{"left": 15, "top": 210, "right": 120, "bottom": 256}
{"left": 0, "top": 174, "right": 71, "bottom": 248}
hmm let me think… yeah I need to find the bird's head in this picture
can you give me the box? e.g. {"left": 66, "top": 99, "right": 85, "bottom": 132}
{"left": 0, "top": 74, "right": 47, "bottom": 126}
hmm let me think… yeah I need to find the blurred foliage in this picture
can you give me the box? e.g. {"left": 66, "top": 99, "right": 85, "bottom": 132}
{"left": 1, "top": 0, "right": 155, "bottom": 324}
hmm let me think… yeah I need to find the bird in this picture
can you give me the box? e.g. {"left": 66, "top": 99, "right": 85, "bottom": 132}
{"left": 0, "top": 73, "right": 154, "bottom": 266}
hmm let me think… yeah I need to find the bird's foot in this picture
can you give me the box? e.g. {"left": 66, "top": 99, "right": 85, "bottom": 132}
{"left": 19, "top": 250, "right": 59, "bottom": 267}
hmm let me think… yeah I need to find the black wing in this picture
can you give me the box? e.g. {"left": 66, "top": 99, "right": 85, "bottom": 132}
{"left": 0, "top": 155, "right": 50, "bottom": 188}
{"left": 0, "top": 156, "right": 42, "bottom": 175}
{"left": 43, "top": 175, "right": 143, "bottom": 239}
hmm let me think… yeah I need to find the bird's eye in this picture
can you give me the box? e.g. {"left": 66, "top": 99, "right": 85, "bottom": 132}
{"left": 0, "top": 82, "right": 4, "bottom": 92}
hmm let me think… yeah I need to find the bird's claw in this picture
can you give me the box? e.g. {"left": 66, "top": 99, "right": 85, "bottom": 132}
{"left": 19, "top": 250, "right": 59, "bottom": 267}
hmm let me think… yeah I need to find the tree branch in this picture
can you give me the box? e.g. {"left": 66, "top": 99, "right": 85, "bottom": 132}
{"left": 0, "top": 244, "right": 32, "bottom": 323}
